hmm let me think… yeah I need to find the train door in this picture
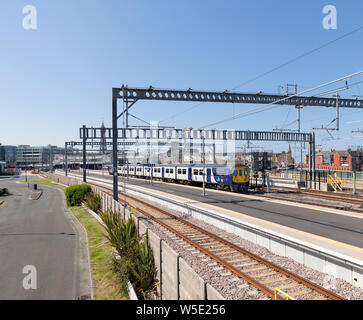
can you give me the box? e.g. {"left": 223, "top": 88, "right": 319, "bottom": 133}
{"left": 188, "top": 168, "right": 192, "bottom": 180}
{"left": 207, "top": 168, "right": 211, "bottom": 182}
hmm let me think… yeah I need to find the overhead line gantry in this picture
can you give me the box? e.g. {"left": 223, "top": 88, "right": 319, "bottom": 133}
{"left": 107, "top": 85, "right": 363, "bottom": 200}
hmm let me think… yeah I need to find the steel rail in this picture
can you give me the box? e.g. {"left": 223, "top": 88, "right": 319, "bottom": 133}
{"left": 257, "top": 192, "right": 363, "bottom": 214}
{"left": 271, "top": 187, "right": 363, "bottom": 206}
{"left": 272, "top": 185, "right": 363, "bottom": 199}
{"left": 89, "top": 181, "right": 344, "bottom": 300}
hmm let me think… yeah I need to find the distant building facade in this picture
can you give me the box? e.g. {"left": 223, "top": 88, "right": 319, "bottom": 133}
{"left": 15, "top": 145, "right": 65, "bottom": 166}
{"left": 305, "top": 148, "right": 363, "bottom": 171}
{"left": 3, "top": 145, "right": 17, "bottom": 165}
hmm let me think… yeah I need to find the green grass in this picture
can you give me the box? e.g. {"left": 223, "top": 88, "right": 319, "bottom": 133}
{"left": 24, "top": 177, "right": 128, "bottom": 299}
{"left": 71, "top": 206, "right": 128, "bottom": 300}
{"left": 21, "top": 178, "right": 67, "bottom": 191}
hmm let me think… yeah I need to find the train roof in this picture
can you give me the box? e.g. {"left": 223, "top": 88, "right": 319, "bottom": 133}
{"left": 124, "top": 163, "right": 249, "bottom": 168}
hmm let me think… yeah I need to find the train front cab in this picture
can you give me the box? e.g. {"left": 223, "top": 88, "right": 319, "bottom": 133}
{"left": 232, "top": 166, "right": 250, "bottom": 193}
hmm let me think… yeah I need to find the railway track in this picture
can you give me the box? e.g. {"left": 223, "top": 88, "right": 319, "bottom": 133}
{"left": 89, "top": 181, "right": 344, "bottom": 301}
{"left": 270, "top": 186, "right": 363, "bottom": 207}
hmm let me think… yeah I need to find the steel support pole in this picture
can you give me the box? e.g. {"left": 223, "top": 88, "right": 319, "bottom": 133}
{"left": 65, "top": 142, "right": 68, "bottom": 176}
{"left": 82, "top": 125, "right": 87, "bottom": 182}
{"left": 308, "top": 138, "right": 312, "bottom": 188}
{"left": 112, "top": 98, "right": 118, "bottom": 201}
{"left": 353, "top": 171, "right": 356, "bottom": 194}
{"left": 202, "top": 135, "right": 206, "bottom": 197}
{"left": 312, "top": 132, "right": 316, "bottom": 190}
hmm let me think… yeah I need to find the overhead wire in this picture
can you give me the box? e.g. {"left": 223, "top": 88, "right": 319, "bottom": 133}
{"left": 159, "top": 25, "right": 363, "bottom": 125}
{"left": 231, "top": 25, "right": 363, "bottom": 90}
{"left": 200, "top": 71, "right": 363, "bottom": 128}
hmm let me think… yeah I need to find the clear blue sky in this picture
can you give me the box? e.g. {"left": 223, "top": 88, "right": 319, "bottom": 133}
{"left": 1, "top": 0, "right": 363, "bottom": 158}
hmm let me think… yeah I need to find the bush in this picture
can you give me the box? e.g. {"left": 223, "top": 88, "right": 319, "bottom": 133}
{"left": 128, "top": 237, "right": 155, "bottom": 294}
{"left": 65, "top": 184, "right": 91, "bottom": 206}
{"left": 84, "top": 193, "right": 102, "bottom": 213}
{"left": 100, "top": 210, "right": 139, "bottom": 257}
{"left": 0, "top": 188, "right": 9, "bottom": 196}
{"left": 100, "top": 211, "right": 155, "bottom": 296}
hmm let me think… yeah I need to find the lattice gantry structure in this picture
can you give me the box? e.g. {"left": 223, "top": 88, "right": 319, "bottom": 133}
{"left": 107, "top": 85, "right": 363, "bottom": 200}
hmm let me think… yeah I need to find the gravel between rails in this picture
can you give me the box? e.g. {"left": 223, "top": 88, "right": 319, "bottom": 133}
{"left": 129, "top": 195, "right": 363, "bottom": 300}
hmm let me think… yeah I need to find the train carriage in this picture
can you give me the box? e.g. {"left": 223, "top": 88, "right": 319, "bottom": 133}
{"left": 153, "top": 166, "right": 163, "bottom": 179}
{"left": 113, "top": 163, "right": 250, "bottom": 193}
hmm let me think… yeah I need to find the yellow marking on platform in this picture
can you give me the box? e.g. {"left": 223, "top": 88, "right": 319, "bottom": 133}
{"left": 198, "top": 201, "right": 363, "bottom": 254}
{"left": 72, "top": 170, "right": 363, "bottom": 218}
{"left": 124, "top": 180, "right": 363, "bottom": 254}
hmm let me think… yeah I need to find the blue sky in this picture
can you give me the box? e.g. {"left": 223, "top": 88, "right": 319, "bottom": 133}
{"left": 1, "top": 0, "right": 363, "bottom": 159}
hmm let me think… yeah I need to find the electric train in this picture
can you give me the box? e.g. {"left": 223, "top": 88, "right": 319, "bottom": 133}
{"left": 110, "top": 163, "right": 250, "bottom": 193}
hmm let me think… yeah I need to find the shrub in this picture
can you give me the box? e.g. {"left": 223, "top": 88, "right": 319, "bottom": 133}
{"left": 65, "top": 184, "right": 91, "bottom": 206}
{"left": 0, "top": 188, "right": 9, "bottom": 196}
{"left": 128, "top": 237, "right": 155, "bottom": 294}
{"left": 84, "top": 193, "right": 102, "bottom": 213}
{"left": 100, "top": 211, "right": 155, "bottom": 296}
{"left": 100, "top": 210, "right": 139, "bottom": 257}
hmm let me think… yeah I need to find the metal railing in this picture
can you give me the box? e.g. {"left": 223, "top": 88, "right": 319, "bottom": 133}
{"left": 327, "top": 173, "right": 343, "bottom": 191}
{"left": 274, "top": 288, "right": 296, "bottom": 300}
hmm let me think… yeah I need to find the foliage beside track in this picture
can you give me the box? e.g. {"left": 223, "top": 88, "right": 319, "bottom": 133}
{"left": 0, "top": 188, "right": 9, "bottom": 196}
{"left": 65, "top": 184, "right": 91, "bottom": 206}
{"left": 71, "top": 206, "right": 127, "bottom": 300}
{"left": 99, "top": 210, "right": 156, "bottom": 298}
{"left": 84, "top": 193, "right": 102, "bottom": 213}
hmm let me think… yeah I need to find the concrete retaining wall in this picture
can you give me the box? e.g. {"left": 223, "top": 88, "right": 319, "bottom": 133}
{"left": 44, "top": 172, "right": 224, "bottom": 300}
{"left": 117, "top": 179, "right": 363, "bottom": 290}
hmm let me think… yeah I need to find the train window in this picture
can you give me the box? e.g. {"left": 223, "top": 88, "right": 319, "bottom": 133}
{"left": 233, "top": 169, "right": 237, "bottom": 177}
{"left": 193, "top": 169, "right": 198, "bottom": 175}
{"left": 199, "top": 170, "right": 203, "bottom": 175}
{"left": 166, "top": 169, "right": 169, "bottom": 173}
{"left": 212, "top": 169, "right": 217, "bottom": 176}
{"left": 182, "top": 169, "right": 187, "bottom": 174}
{"left": 178, "top": 169, "right": 181, "bottom": 174}
{"left": 244, "top": 168, "right": 249, "bottom": 176}
{"left": 239, "top": 168, "right": 243, "bottom": 176}
{"left": 170, "top": 169, "right": 173, "bottom": 174}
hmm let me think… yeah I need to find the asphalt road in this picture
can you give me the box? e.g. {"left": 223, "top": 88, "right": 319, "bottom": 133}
{"left": 77, "top": 171, "right": 363, "bottom": 248}
{"left": 0, "top": 176, "right": 82, "bottom": 300}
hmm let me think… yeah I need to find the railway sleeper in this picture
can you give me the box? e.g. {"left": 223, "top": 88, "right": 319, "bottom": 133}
{"left": 275, "top": 282, "right": 300, "bottom": 290}
{"left": 225, "top": 256, "right": 250, "bottom": 263}
{"left": 288, "top": 289, "right": 312, "bottom": 298}
{"left": 260, "top": 276, "right": 287, "bottom": 285}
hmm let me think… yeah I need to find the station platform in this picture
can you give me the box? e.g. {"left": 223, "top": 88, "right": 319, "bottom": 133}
{"left": 56, "top": 169, "right": 363, "bottom": 288}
